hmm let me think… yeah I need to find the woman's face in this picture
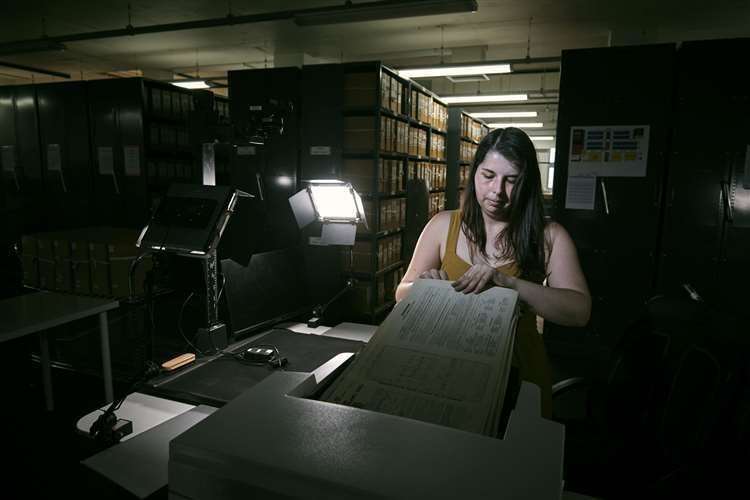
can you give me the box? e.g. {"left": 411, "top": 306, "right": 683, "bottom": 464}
{"left": 474, "top": 150, "right": 519, "bottom": 220}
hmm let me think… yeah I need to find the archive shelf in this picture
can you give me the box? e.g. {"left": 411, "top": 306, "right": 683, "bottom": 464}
{"left": 343, "top": 104, "right": 410, "bottom": 122}
{"left": 446, "top": 109, "right": 489, "bottom": 210}
{"left": 0, "top": 78, "right": 206, "bottom": 233}
{"left": 343, "top": 152, "right": 408, "bottom": 160}
{"left": 86, "top": 77, "right": 205, "bottom": 227}
{"left": 353, "top": 227, "right": 404, "bottom": 240}
{"left": 3, "top": 77, "right": 223, "bottom": 379}
{"left": 349, "top": 260, "right": 406, "bottom": 279}
{"left": 338, "top": 62, "right": 448, "bottom": 322}
{"left": 142, "top": 79, "right": 201, "bottom": 208}
{"left": 360, "top": 192, "right": 407, "bottom": 200}
{"left": 291, "top": 61, "right": 449, "bottom": 322}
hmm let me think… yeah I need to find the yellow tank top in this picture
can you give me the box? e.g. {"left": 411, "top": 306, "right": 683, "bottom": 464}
{"left": 440, "top": 210, "right": 553, "bottom": 418}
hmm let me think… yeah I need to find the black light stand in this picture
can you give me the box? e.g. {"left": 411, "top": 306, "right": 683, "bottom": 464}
{"left": 308, "top": 280, "right": 356, "bottom": 328}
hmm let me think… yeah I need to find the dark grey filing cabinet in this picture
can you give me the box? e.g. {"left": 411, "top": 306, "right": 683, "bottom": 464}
{"left": 551, "top": 40, "right": 750, "bottom": 356}
{"left": 551, "top": 44, "right": 676, "bottom": 348}
{"left": 0, "top": 84, "right": 44, "bottom": 238}
{"left": 659, "top": 39, "right": 750, "bottom": 315}
{"left": 36, "top": 81, "right": 92, "bottom": 230}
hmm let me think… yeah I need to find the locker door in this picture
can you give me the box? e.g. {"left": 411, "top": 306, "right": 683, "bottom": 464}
{"left": 37, "top": 82, "right": 93, "bottom": 229}
{"left": 228, "top": 67, "right": 301, "bottom": 251}
{"left": 300, "top": 64, "right": 344, "bottom": 181}
{"left": 658, "top": 147, "right": 725, "bottom": 300}
{"left": 658, "top": 38, "right": 750, "bottom": 311}
{"left": 550, "top": 44, "right": 675, "bottom": 347}
{"left": 116, "top": 80, "right": 148, "bottom": 228}
{"left": 0, "top": 87, "right": 17, "bottom": 223}
{"left": 14, "top": 85, "right": 44, "bottom": 233}
{"left": 88, "top": 79, "right": 120, "bottom": 225}
{"left": 718, "top": 133, "right": 750, "bottom": 314}
{"left": 88, "top": 78, "right": 148, "bottom": 227}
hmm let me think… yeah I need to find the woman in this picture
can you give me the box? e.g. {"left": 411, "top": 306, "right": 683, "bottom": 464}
{"left": 395, "top": 127, "right": 591, "bottom": 417}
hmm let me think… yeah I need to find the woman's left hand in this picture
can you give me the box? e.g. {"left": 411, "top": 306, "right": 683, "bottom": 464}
{"left": 452, "top": 263, "right": 516, "bottom": 294}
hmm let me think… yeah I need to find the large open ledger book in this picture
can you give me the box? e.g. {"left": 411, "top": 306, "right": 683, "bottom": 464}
{"left": 322, "top": 279, "right": 519, "bottom": 436}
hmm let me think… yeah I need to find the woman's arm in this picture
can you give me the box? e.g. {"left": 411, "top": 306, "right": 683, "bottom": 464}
{"left": 507, "top": 279, "right": 590, "bottom": 327}
{"left": 452, "top": 223, "right": 591, "bottom": 327}
{"left": 395, "top": 212, "right": 451, "bottom": 302}
{"left": 532, "top": 222, "right": 591, "bottom": 326}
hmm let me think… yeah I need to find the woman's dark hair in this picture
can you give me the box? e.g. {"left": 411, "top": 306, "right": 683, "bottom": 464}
{"left": 460, "top": 127, "right": 547, "bottom": 283}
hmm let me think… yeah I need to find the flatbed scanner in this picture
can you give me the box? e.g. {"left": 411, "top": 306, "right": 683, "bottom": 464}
{"left": 168, "top": 353, "right": 565, "bottom": 499}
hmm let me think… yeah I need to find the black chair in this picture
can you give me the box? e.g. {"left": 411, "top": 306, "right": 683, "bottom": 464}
{"left": 553, "top": 295, "right": 749, "bottom": 498}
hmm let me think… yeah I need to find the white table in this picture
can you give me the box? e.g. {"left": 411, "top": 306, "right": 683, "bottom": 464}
{"left": 78, "top": 393, "right": 216, "bottom": 499}
{"left": 0, "top": 291, "right": 119, "bottom": 410}
{"left": 76, "top": 392, "right": 196, "bottom": 441}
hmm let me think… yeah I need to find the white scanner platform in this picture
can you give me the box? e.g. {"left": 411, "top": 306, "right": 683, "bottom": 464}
{"left": 168, "top": 353, "right": 565, "bottom": 499}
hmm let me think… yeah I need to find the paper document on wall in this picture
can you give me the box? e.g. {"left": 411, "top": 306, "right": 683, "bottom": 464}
{"left": 46, "top": 144, "right": 67, "bottom": 193}
{"left": 46, "top": 144, "right": 62, "bottom": 172}
{"left": 97, "top": 147, "right": 115, "bottom": 175}
{"left": 568, "top": 125, "right": 649, "bottom": 177}
{"left": 565, "top": 176, "right": 597, "bottom": 210}
{"left": 1, "top": 145, "right": 15, "bottom": 172}
{"left": 97, "top": 146, "right": 120, "bottom": 193}
{"left": 322, "top": 279, "right": 518, "bottom": 436}
{"left": 123, "top": 146, "right": 141, "bottom": 177}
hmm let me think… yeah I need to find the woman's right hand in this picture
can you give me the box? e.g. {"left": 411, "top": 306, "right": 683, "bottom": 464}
{"left": 419, "top": 269, "right": 449, "bottom": 280}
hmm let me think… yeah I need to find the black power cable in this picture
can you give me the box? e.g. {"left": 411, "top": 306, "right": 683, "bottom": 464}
{"left": 89, "top": 360, "right": 162, "bottom": 447}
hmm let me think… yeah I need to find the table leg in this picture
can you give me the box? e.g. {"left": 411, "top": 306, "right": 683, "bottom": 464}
{"left": 99, "top": 311, "right": 114, "bottom": 403}
{"left": 39, "top": 331, "right": 54, "bottom": 411}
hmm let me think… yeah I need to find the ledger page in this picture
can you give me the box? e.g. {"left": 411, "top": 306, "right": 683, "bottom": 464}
{"left": 322, "top": 279, "right": 518, "bottom": 435}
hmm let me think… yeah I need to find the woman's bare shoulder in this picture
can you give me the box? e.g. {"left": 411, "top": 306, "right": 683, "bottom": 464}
{"left": 426, "top": 210, "right": 455, "bottom": 234}
{"left": 543, "top": 220, "right": 569, "bottom": 252}
{"left": 422, "top": 210, "right": 454, "bottom": 244}
{"left": 544, "top": 221, "right": 574, "bottom": 253}
{"left": 431, "top": 209, "right": 455, "bottom": 228}
{"left": 544, "top": 221, "right": 574, "bottom": 249}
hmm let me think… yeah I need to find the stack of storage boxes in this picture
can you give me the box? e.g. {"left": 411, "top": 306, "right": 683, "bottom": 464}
{"left": 343, "top": 158, "right": 403, "bottom": 196}
{"left": 21, "top": 228, "right": 151, "bottom": 299}
{"left": 356, "top": 197, "right": 406, "bottom": 235}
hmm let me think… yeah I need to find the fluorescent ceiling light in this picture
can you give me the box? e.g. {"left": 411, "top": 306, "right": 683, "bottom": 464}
{"left": 470, "top": 111, "right": 537, "bottom": 118}
{"left": 399, "top": 63, "right": 510, "bottom": 79}
{"left": 442, "top": 94, "right": 528, "bottom": 104}
{"left": 295, "top": 0, "right": 478, "bottom": 26}
{"left": 446, "top": 74, "right": 489, "bottom": 83}
{"left": 171, "top": 80, "right": 210, "bottom": 89}
{"left": 488, "top": 122, "right": 544, "bottom": 128}
{"left": 529, "top": 136, "right": 554, "bottom": 141}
